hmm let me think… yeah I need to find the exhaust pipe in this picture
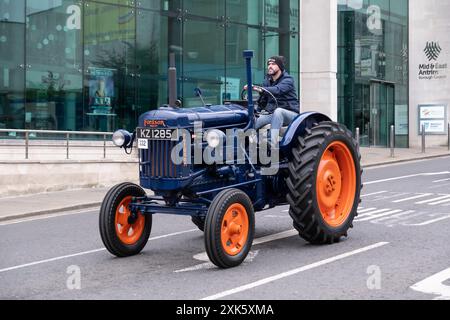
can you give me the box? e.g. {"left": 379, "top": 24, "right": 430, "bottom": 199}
{"left": 168, "top": 53, "right": 178, "bottom": 108}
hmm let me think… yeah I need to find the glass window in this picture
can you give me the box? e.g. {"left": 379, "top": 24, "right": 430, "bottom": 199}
{"left": 0, "top": 0, "right": 25, "bottom": 132}
{"left": 25, "top": 0, "right": 83, "bottom": 132}
{"left": 338, "top": 0, "right": 408, "bottom": 148}
{"left": 84, "top": 1, "right": 136, "bottom": 132}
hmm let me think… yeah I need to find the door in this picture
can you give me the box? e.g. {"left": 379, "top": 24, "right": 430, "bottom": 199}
{"left": 369, "top": 81, "right": 395, "bottom": 147}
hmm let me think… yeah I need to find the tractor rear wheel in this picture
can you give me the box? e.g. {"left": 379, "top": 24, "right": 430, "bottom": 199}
{"left": 286, "top": 122, "right": 362, "bottom": 244}
{"left": 204, "top": 189, "right": 255, "bottom": 269}
{"left": 99, "top": 183, "right": 152, "bottom": 257}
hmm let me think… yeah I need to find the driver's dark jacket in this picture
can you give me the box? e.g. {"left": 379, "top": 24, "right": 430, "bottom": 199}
{"left": 258, "top": 71, "right": 300, "bottom": 114}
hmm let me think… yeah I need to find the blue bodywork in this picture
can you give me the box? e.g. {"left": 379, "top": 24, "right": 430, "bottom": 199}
{"left": 128, "top": 51, "right": 332, "bottom": 218}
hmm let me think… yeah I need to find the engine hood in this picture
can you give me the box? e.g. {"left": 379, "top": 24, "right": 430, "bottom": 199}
{"left": 138, "top": 104, "right": 249, "bottom": 129}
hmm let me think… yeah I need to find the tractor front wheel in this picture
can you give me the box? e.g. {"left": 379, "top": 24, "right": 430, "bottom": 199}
{"left": 204, "top": 189, "right": 255, "bottom": 268}
{"left": 99, "top": 183, "right": 152, "bottom": 257}
{"left": 287, "top": 122, "right": 362, "bottom": 244}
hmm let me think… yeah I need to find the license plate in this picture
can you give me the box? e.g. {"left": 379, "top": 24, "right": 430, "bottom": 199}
{"left": 137, "top": 128, "right": 176, "bottom": 141}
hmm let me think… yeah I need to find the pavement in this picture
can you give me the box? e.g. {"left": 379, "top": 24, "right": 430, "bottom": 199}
{"left": 0, "top": 146, "right": 449, "bottom": 223}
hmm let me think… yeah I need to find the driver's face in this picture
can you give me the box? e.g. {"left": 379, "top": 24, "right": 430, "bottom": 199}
{"left": 267, "top": 61, "right": 280, "bottom": 75}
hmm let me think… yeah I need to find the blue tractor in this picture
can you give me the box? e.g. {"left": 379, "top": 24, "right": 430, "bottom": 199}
{"left": 99, "top": 51, "right": 362, "bottom": 269}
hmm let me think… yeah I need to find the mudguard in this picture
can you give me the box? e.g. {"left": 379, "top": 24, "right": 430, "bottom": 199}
{"left": 280, "top": 111, "right": 332, "bottom": 158}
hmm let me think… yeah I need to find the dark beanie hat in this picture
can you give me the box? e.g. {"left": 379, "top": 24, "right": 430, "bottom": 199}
{"left": 267, "top": 56, "right": 286, "bottom": 71}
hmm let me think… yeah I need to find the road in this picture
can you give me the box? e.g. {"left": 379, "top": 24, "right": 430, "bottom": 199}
{"left": 1, "top": 157, "right": 450, "bottom": 300}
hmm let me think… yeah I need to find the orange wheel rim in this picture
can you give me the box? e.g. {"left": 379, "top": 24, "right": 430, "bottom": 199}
{"left": 115, "top": 196, "right": 145, "bottom": 245}
{"left": 221, "top": 204, "right": 249, "bottom": 256}
{"left": 316, "top": 141, "right": 356, "bottom": 228}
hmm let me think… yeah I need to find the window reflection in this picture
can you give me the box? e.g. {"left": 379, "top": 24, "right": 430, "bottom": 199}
{"left": 1, "top": 0, "right": 300, "bottom": 134}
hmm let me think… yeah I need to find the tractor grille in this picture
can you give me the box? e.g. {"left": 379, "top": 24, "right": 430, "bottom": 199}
{"left": 140, "top": 140, "right": 189, "bottom": 179}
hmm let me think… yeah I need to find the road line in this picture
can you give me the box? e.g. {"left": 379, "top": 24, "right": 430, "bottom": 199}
{"left": 372, "top": 210, "right": 416, "bottom": 223}
{"left": 0, "top": 208, "right": 101, "bottom": 226}
{"left": 433, "top": 178, "right": 450, "bottom": 183}
{"left": 404, "top": 215, "right": 450, "bottom": 226}
{"left": 0, "top": 229, "right": 198, "bottom": 274}
{"left": 365, "top": 172, "right": 450, "bottom": 185}
{"left": 357, "top": 208, "right": 378, "bottom": 214}
{"left": 416, "top": 195, "right": 450, "bottom": 204}
{"left": 411, "top": 268, "right": 450, "bottom": 300}
{"left": 356, "top": 210, "right": 403, "bottom": 222}
{"left": 356, "top": 208, "right": 392, "bottom": 219}
{"left": 175, "top": 230, "right": 299, "bottom": 273}
{"left": 360, "top": 191, "right": 387, "bottom": 198}
{"left": 201, "top": 242, "right": 390, "bottom": 300}
{"left": 429, "top": 198, "right": 450, "bottom": 206}
{"left": 392, "top": 194, "right": 433, "bottom": 203}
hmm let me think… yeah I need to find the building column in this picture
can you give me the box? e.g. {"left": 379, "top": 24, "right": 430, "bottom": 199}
{"left": 300, "top": 0, "right": 338, "bottom": 121}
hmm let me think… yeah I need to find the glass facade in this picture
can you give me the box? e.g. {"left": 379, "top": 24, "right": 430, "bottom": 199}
{"left": 0, "top": 0, "right": 300, "bottom": 134}
{"left": 338, "top": 0, "right": 409, "bottom": 147}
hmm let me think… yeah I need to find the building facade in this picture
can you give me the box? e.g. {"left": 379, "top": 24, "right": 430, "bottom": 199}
{"left": 1, "top": 0, "right": 449, "bottom": 148}
{"left": 0, "top": 0, "right": 299, "bottom": 135}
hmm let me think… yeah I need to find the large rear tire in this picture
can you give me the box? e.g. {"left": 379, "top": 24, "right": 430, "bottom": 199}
{"left": 99, "top": 183, "right": 152, "bottom": 257}
{"left": 204, "top": 189, "right": 255, "bottom": 269}
{"left": 287, "top": 122, "right": 362, "bottom": 244}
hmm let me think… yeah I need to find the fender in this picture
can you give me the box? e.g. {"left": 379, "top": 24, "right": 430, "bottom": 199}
{"left": 280, "top": 111, "right": 332, "bottom": 157}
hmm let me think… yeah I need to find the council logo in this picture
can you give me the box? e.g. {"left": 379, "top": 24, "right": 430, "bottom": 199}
{"left": 424, "top": 42, "right": 442, "bottom": 61}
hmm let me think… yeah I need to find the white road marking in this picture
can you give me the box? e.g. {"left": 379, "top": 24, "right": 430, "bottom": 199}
{"left": 356, "top": 210, "right": 403, "bottom": 222}
{"left": 372, "top": 210, "right": 416, "bottom": 223}
{"left": 357, "top": 208, "right": 378, "bottom": 214}
{"left": 392, "top": 194, "right": 433, "bottom": 203}
{"left": 201, "top": 242, "right": 390, "bottom": 300}
{"left": 356, "top": 208, "right": 392, "bottom": 219}
{"left": 411, "top": 268, "right": 450, "bottom": 300}
{"left": 0, "top": 229, "right": 198, "bottom": 274}
{"left": 174, "top": 230, "right": 299, "bottom": 273}
{"left": 365, "top": 172, "right": 450, "bottom": 185}
{"left": 175, "top": 251, "right": 260, "bottom": 273}
{"left": 433, "top": 178, "right": 450, "bottom": 183}
{"left": 0, "top": 207, "right": 101, "bottom": 226}
{"left": 416, "top": 195, "right": 450, "bottom": 205}
{"left": 404, "top": 214, "right": 450, "bottom": 227}
{"left": 429, "top": 198, "right": 450, "bottom": 206}
{"left": 360, "top": 191, "right": 387, "bottom": 198}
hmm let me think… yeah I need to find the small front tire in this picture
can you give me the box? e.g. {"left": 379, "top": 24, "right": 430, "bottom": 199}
{"left": 99, "top": 183, "right": 152, "bottom": 257}
{"left": 204, "top": 189, "right": 255, "bottom": 269}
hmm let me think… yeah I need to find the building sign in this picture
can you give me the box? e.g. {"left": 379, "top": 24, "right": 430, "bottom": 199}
{"left": 418, "top": 105, "right": 447, "bottom": 135}
{"left": 418, "top": 42, "right": 448, "bottom": 80}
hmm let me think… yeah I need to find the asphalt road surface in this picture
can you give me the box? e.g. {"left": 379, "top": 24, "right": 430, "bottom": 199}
{"left": 1, "top": 157, "right": 450, "bottom": 300}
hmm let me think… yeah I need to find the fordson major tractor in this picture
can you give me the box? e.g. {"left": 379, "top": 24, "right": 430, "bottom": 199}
{"left": 99, "top": 51, "right": 362, "bottom": 269}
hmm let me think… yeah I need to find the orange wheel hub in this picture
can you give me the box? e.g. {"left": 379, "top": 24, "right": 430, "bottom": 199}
{"left": 115, "top": 196, "right": 145, "bottom": 245}
{"left": 221, "top": 204, "right": 249, "bottom": 256}
{"left": 316, "top": 141, "right": 356, "bottom": 227}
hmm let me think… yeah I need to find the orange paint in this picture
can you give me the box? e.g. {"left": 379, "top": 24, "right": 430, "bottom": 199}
{"left": 316, "top": 141, "right": 356, "bottom": 228}
{"left": 221, "top": 204, "right": 249, "bottom": 256}
{"left": 114, "top": 196, "right": 145, "bottom": 245}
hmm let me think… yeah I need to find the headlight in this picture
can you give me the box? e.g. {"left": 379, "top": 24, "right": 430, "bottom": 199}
{"left": 112, "top": 130, "right": 131, "bottom": 148}
{"left": 205, "top": 130, "right": 225, "bottom": 148}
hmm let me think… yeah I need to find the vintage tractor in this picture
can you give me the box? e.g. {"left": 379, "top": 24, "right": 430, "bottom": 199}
{"left": 99, "top": 51, "right": 362, "bottom": 269}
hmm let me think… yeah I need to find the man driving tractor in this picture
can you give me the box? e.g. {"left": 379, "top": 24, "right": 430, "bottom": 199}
{"left": 245, "top": 56, "right": 300, "bottom": 141}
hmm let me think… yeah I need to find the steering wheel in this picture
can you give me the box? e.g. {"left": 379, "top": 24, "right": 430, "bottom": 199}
{"left": 240, "top": 87, "right": 262, "bottom": 102}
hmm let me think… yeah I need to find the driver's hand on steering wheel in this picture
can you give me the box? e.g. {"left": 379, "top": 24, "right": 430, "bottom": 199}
{"left": 243, "top": 85, "right": 263, "bottom": 93}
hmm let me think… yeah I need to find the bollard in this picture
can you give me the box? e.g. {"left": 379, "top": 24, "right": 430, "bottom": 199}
{"left": 390, "top": 125, "right": 395, "bottom": 158}
{"left": 448, "top": 123, "right": 450, "bottom": 151}
{"left": 355, "top": 127, "right": 360, "bottom": 146}
{"left": 104, "top": 134, "right": 107, "bottom": 159}
{"left": 422, "top": 124, "right": 426, "bottom": 154}
{"left": 66, "top": 133, "right": 70, "bottom": 159}
{"left": 25, "top": 131, "right": 29, "bottom": 160}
